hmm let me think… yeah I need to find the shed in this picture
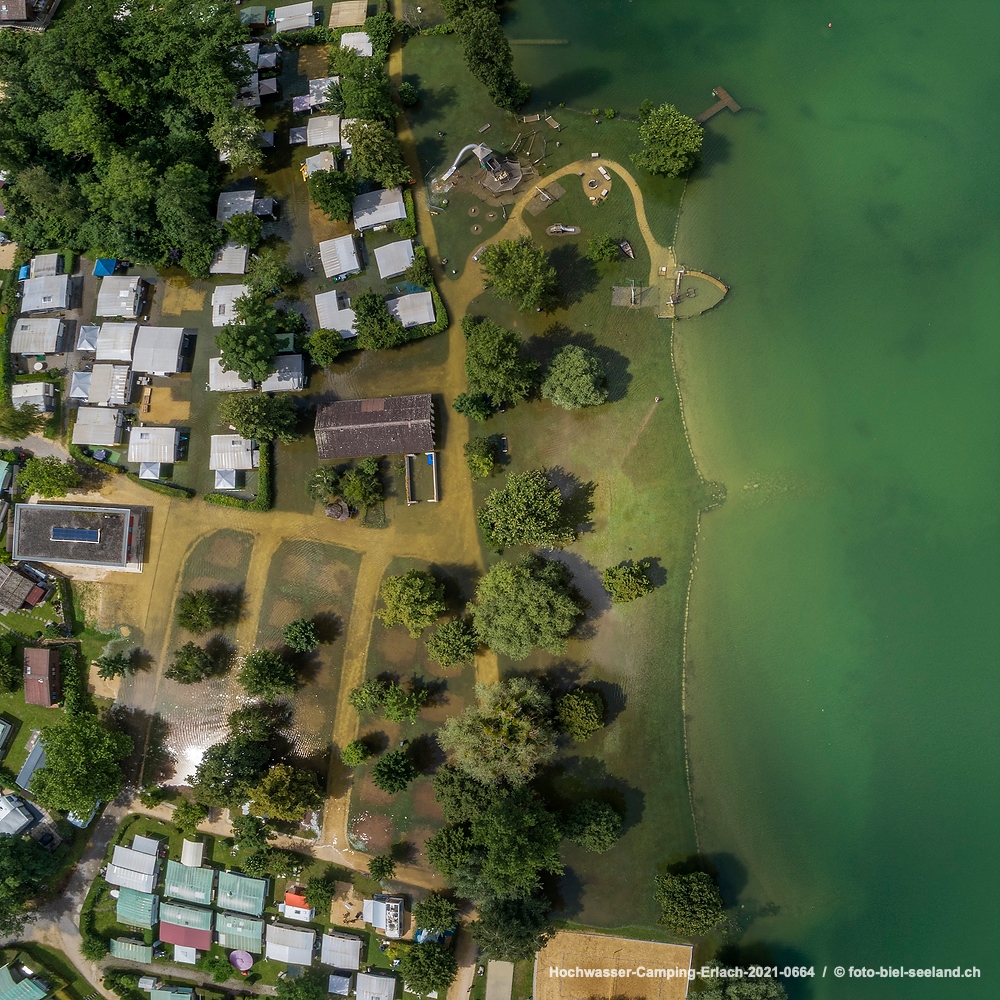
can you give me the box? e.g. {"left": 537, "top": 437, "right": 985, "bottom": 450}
{"left": 265, "top": 923, "right": 315, "bottom": 965}
{"left": 352, "top": 188, "right": 406, "bottom": 230}
{"left": 0, "top": 2, "right": 33, "bottom": 23}
{"left": 217, "top": 190, "right": 256, "bottom": 224}
{"left": 362, "top": 895, "right": 403, "bottom": 939}
{"left": 180, "top": 839, "right": 205, "bottom": 868}
{"left": 211, "top": 285, "right": 249, "bottom": 327}
{"left": 209, "top": 243, "right": 249, "bottom": 275}
{"left": 164, "top": 859, "right": 214, "bottom": 904}
{"left": 313, "top": 290, "right": 356, "bottom": 339}
{"left": 318, "top": 235, "right": 360, "bottom": 279}
{"left": 128, "top": 427, "right": 178, "bottom": 465}
{"left": 302, "top": 151, "right": 336, "bottom": 178}
{"left": 116, "top": 887, "right": 160, "bottom": 929}
{"left": 208, "top": 359, "right": 253, "bottom": 392}
{"left": 11, "top": 318, "right": 63, "bottom": 354}
{"left": 132, "top": 327, "right": 185, "bottom": 375}
{"left": 321, "top": 932, "right": 363, "bottom": 970}
{"left": 327, "top": 974, "right": 351, "bottom": 996}
{"left": 309, "top": 76, "right": 339, "bottom": 107}
{"left": 11, "top": 383, "right": 54, "bottom": 413}
{"left": 21, "top": 275, "right": 71, "bottom": 313}
{"left": 306, "top": 115, "right": 341, "bottom": 148}
{"left": 210, "top": 435, "right": 258, "bottom": 471}
{"left": 217, "top": 871, "right": 267, "bottom": 916}
{"left": 387, "top": 291, "right": 434, "bottom": 329}
{"left": 87, "top": 364, "right": 132, "bottom": 407}
{"left": 261, "top": 355, "right": 305, "bottom": 392}
{"left": 355, "top": 973, "right": 396, "bottom": 1000}
{"left": 216, "top": 912, "right": 264, "bottom": 954}
{"left": 23, "top": 647, "right": 59, "bottom": 706}
{"left": 15, "top": 743, "right": 44, "bottom": 791}
{"left": 95, "top": 322, "right": 137, "bottom": 362}
{"left": 0, "top": 565, "right": 34, "bottom": 614}
{"left": 76, "top": 325, "right": 100, "bottom": 351}
{"left": 315, "top": 395, "right": 434, "bottom": 460}
{"left": 93, "top": 258, "right": 117, "bottom": 277}
{"left": 273, "top": 1, "right": 315, "bottom": 31}
{"left": 0, "top": 795, "right": 36, "bottom": 837}
{"left": 373, "top": 239, "right": 414, "bottom": 280}
{"left": 340, "top": 30, "right": 373, "bottom": 57}
{"left": 158, "top": 902, "right": 214, "bottom": 951}
{"left": 110, "top": 939, "right": 153, "bottom": 963}
{"left": 68, "top": 372, "right": 91, "bottom": 402}
{"left": 96, "top": 275, "right": 143, "bottom": 318}
{"left": 29, "top": 254, "right": 61, "bottom": 278}
{"left": 132, "top": 834, "right": 162, "bottom": 856}
{"left": 71, "top": 407, "right": 124, "bottom": 446}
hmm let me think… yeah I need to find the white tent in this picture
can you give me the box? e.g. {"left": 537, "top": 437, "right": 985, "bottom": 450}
{"left": 211, "top": 284, "right": 249, "bottom": 327}
{"left": 318, "top": 235, "right": 360, "bottom": 279}
{"left": 139, "top": 463, "right": 161, "bottom": 480}
{"left": 96, "top": 322, "right": 137, "bottom": 362}
{"left": 76, "top": 325, "right": 100, "bottom": 351}
{"left": 69, "top": 372, "right": 92, "bottom": 401}
{"left": 340, "top": 31, "right": 373, "bottom": 57}
{"left": 11, "top": 318, "right": 63, "bottom": 354}
{"left": 128, "top": 427, "right": 178, "bottom": 464}
{"left": 132, "top": 327, "right": 185, "bottom": 374}
{"left": 210, "top": 435, "right": 258, "bottom": 470}
{"left": 208, "top": 358, "right": 254, "bottom": 392}
{"left": 387, "top": 291, "right": 434, "bottom": 328}
{"left": 363, "top": 895, "right": 402, "bottom": 938}
{"left": 314, "top": 290, "right": 356, "bottom": 339}
{"left": 180, "top": 839, "right": 205, "bottom": 868}
{"left": 96, "top": 275, "right": 143, "bottom": 318}
{"left": 214, "top": 469, "right": 238, "bottom": 490}
{"left": 373, "top": 240, "right": 414, "bottom": 280}
{"left": 261, "top": 355, "right": 305, "bottom": 392}
{"left": 265, "top": 923, "right": 315, "bottom": 965}
{"left": 106, "top": 845, "right": 159, "bottom": 893}
{"left": 132, "top": 834, "right": 161, "bottom": 855}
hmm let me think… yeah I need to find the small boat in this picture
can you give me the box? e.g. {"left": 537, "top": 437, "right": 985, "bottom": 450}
{"left": 546, "top": 224, "right": 580, "bottom": 236}
{"left": 619, "top": 240, "right": 635, "bottom": 258}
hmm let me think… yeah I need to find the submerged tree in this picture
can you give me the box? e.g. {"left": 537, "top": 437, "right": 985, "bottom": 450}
{"left": 632, "top": 102, "right": 703, "bottom": 177}
{"left": 477, "top": 238, "right": 558, "bottom": 311}
{"left": 541, "top": 345, "right": 608, "bottom": 410}
{"left": 376, "top": 569, "right": 447, "bottom": 638}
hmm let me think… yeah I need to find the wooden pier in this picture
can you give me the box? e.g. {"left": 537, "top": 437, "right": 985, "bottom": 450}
{"left": 696, "top": 87, "right": 741, "bottom": 123}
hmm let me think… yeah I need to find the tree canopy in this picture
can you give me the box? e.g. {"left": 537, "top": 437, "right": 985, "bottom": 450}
{"left": 352, "top": 289, "right": 406, "bottom": 350}
{"left": 165, "top": 641, "right": 218, "bottom": 684}
{"left": 425, "top": 617, "right": 479, "bottom": 668}
{"left": 463, "top": 435, "right": 499, "bottom": 479}
{"left": 477, "top": 237, "right": 558, "bottom": 310}
{"left": 342, "top": 120, "right": 411, "bottom": 188}
{"left": 398, "top": 942, "right": 458, "bottom": 996}
{"left": 249, "top": 764, "right": 322, "bottom": 821}
{"left": 283, "top": 618, "right": 320, "bottom": 652}
{"left": 306, "top": 328, "right": 350, "bottom": 367}
{"left": 217, "top": 288, "right": 304, "bottom": 385}
{"left": 376, "top": 569, "right": 447, "bottom": 638}
{"left": 412, "top": 893, "right": 458, "bottom": 934}
{"left": 470, "top": 894, "right": 553, "bottom": 961}
{"left": 633, "top": 102, "right": 704, "bottom": 178}
{"left": 308, "top": 169, "right": 356, "bottom": 222}
{"left": 31, "top": 713, "right": 132, "bottom": 816}
{"left": 477, "top": 470, "right": 575, "bottom": 550}
{"left": 275, "top": 970, "right": 327, "bottom": 1000}
{"left": 0, "top": 0, "right": 250, "bottom": 272}
{"left": 348, "top": 677, "right": 428, "bottom": 724}
{"left": 541, "top": 345, "right": 609, "bottom": 410}
{"left": 562, "top": 799, "right": 623, "bottom": 853}
{"left": 370, "top": 748, "right": 417, "bottom": 794}
{"left": 586, "top": 234, "right": 621, "bottom": 264}
{"left": 368, "top": 854, "right": 397, "bottom": 882}
{"left": 451, "top": 6, "right": 530, "bottom": 111}
{"left": 340, "top": 739, "right": 375, "bottom": 767}
{"left": 0, "top": 405, "right": 44, "bottom": 440}
{"left": 653, "top": 870, "right": 725, "bottom": 936}
{"left": 17, "top": 457, "right": 82, "bottom": 498}
{"left": 462, "top": 316, "right": 539, "bottom": 409}
{"left": 555, "top": 687, "right": 606, "bottom": 742}
{"left": 602, "top": 561, "right": 654, "bottom": 603}
{"left": 472, "top": 555, "right": 584, "bottom": 659}
{"left": 95, "top": 650, "right": 137, "bottom": 681}
{"left": 217, "top": 392, "right": 298, "bottom": 443}
{"left": 0, "top": 837, "right": 61, "bottom": 936}
{"left": 439, "top": 678, "right": 557, "bottom": 786}
{"left": 192, "top": 731, "right": 272, "bottom": 808}
{"left": 239, "top": 648, "right": 297, "bottom": 700}
{"left": 175, "top": 588, "right": 235, "bottom": 634}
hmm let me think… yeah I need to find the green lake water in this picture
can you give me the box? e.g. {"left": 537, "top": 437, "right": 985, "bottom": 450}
{"left": 508, "top": 0, "right": 1000, "bottom": 994}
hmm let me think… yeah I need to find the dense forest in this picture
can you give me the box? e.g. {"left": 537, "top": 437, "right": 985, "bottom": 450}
{"left": 0, "top": 0, "right": 256, "bottom": 274}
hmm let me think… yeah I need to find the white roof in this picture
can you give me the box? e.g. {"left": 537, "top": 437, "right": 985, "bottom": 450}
{"left": 76, "top": 325, "right": 100, "bottom": 351}
{"left": 128, "top": 426, "right": 178, "bottom": 464}
{"left": 217, "top": 189, "right": 256, "bottom": 223}
{"left": 214, "top": 469, "right": 238, "bottom": 490}
{"left": 356, "top": 973, "right": 396, "bottom": 1000}
{"left": 318, "top": 235, "right": 360, "bottom": 278}
{"left": 373, "top": 240, "right": 414, "bottom": 280}
{"left": 173, "top": 945, "right": 198, "bottom": 965}
{"left": 314, "top": 290, "right": 356, "bottom": 339}
{"left": 210, "top": 435, "right": 258, "bottom": 471}
{"left": 139, "top": 463, "right": 161, "bottom": 480}
{"left": 180, "top": 839, "right": 205, "bottom": 867}
{"left": 113, "top": 845, "right": 160, "bottom": 875}
{"left": 309, "top": 76, "right": 338, "bottom": 107}
{"left": 265, "top": 923, "right": 315, "bottom": 965}
{"left": 363, "top": 896, "right": 402, "bottom": 938}
{"left": 211, "top": 284, "right": 249, "bottom": 326}
{"left": 321, "top": 933, "right": 363, "bottom": 971}
{"left": 30, "top": 253, "right": 61, "bottom": 278}
{"left": 208, "top": 358, "right": 254, "bottom": 392}
{"left": 11, "top": 317, "right": 62, "bottom": 354}
{"left": 106, "top": 865, "right": 156, "bottom": 893}
{"left": 387, "top": 291, "right": 434, "bottom": 329}
{"left": 72, "top": 406, "right": 124, "bottom": 446}
{"left": 21, "top": 274, "right": 71, "bottom": 313}
{"left": 11, "top": 383, "right": 53, "bottom": 411}
{"left": 307, "top": 115, "right": 341, "bottom": 148}
{"left": 274, "top": 2, "right": 315, "bottom": 30}
{"left": 340, "top": 30, "right": 373, "bottom": 57}
{"left": 69, "top": 372, "right": 91, "bottom": 401}
{"left": 88, "top": 364, "right": 132, "bottom": 406}
{"left": 132, "top": 834, "right": 161, "bottom": 856}
{"left": 96, "top": 275, "right": 142, "bottom": 317}
{"left": 210, "top": 243, "right": 249, "bottom": 275}
{"left": 352, "top": 187, "right": 406, "bottom": 230}
{"left": 261, "top": 354, "right": 304, "bottom": 392}
{"left": 132, "top": 326, "right": 184, "bottom": 374}
{"left": 96, "top": 322, "right": 137, "bottom": 362}
{"left": 303, "top": 151, "right": 336, "bottom": 177}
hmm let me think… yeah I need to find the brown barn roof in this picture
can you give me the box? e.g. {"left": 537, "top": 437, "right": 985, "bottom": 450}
{"left": 23, "top": 647, "right": 60, "bottom": 707}
{"left": 0, "top": 565, "right": 34, "bottom": 613}
{"left": 315, "top": 394, "right": 434, "bottom": 460}
{"left": 0, "top": 0, "right": 32, "bottom": 21}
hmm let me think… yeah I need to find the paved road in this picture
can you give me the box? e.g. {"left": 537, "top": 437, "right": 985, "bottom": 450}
{"left": 0, "top": 435, "right": 70, "bottom": 458}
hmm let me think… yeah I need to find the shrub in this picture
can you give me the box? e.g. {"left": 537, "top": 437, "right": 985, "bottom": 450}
{"left": 463, "top": 436, "right": 498, "bottom": 479}
{"left": 425, "top": 618, "right": 478, "bottom": 668}
{"left": 341, "top": 739, "right": 375, "bottom": 767}
{"left": 601, "top": 561, "right": 654, "bottom": 603}
{"left": 370, "top": 749, "right": 416, "bottom": 793}
{"left": 368, "top": 854, "right": 396, "bottom": 882}
{"left": 81, "top": 934, "right": 109, "bottom": 960}
{"left": 398, "top": 81, "right": 419, "bottom": 106}
{"left": 653, "top": 870, "right": 725, "bottom": 936}
{"left": 173, "top": 799, "right": 208, "bottom": 834}
{"left": 555, "top": 687, "right": 606, "bottom": 742}
{"left": 283, "top": 618, "right": 319, "bottom": 652}
{"left": 562, "top": 799, "right": 623, "bottom": 852}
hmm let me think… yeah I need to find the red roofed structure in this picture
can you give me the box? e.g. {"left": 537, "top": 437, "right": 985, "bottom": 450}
{"left": 285, "top": 889, "right": 309, "bottom": 909}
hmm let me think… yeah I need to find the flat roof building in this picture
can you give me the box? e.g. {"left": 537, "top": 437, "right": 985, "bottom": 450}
{"left": 208, "top": 358, "right": 253, "bottom": 392}
{"left": 71, "top": 407, "right": 125, "bottom": 447}
{"left": 387, "top": 291, "right": 434, "bottom": 328}
{"left": 106, "top": 844, "right": 160, "bottom": 893}
{"left": 95, "top": 322, "right": 137, "bottom": 362}
{"left": 260, "top": 354, "right": 304, "bottom": 392}
{"left": 211, "top": 284, "right": 249, "bottom": 327}
{"left": 217, "top": 190, "right": 256, "bottom": 224}
{"left": 210, "top": 436, "right": 258, "bottom": 471}
{"left": 12, "top": 503, "right": 144, "bottom": 571}
{"left": 86, "top": 364, "right": 132, "bottom": 407}
{"left": 273, "top": 1, "right": 314, "bottom": 31}
{"left": 217, "top": 871, "right": 267, "bottom": 916}
{"left": 321, "top": 932, "right": 363, "bottom": 970}
{"left": 96, "top": 275, "right": 143, "bottom": 318}
{"left": 23, "top": 648, "right": 59, "bottom": 707}
{"left": 159, "top": 902, "right": 213, "bottom": 951}
{"left": 132, "top": 327, "right": 185, "bottom": 375}
{"left": 340, "top": 30, "right": 373, "bottom": 57}
{"left": 363, "top": 894, "right": 403, "bottom": 939}
{"left": 265, "top": 923, "right": 315, "bottom": 965}
{"left": 128, "top": 427, "right": 179, "bottom": 466}
{"left": 314, "top": 290, "right": 356, "bottom": 339}
{"left": 373, "top": 240, "right": 414, "bottom": 280}
{"left": 164, "top": 859, "right": 214, "bottom": 905}
{"left": 209, "top": 243, "right": 249, "bottom": 275}
{"left": 11, "top": 383, "right": 54, "bottom": 413}
{"left": 109, "top": 939, "right": 153, "bottom": 964}
{"left": 21, "top": 274, "right": 71, "bottom": 314}
{"left": 352, "top": 187, "right": 406, "bottom": 231}
{"left": 0, "top": 795, "right": 36, "bottom": 838}
{"left": 318, "top": 235, "right": 361, "bottom": 279}
{"left": 306, "top": 115, "right": 341, "bottom": 148}
{"left": 29, "top": 254, "right": 62, "bottom": 278}
{"left": 315, "top": 394, "right": 434, "bottom": 460}
{"left": 15, "top": 744, "right": 45, "bottom": 791}
{"left": 355, "top": 973, "right": 396, "bottom": 1000}
{"left": 11, "top": 318, "right": 63, "bottom": 355}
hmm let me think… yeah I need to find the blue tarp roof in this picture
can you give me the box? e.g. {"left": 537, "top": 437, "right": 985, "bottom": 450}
{"left": 94, "top": 258, "right": 117, "bottom": 276}
{"left": 17, "top": 265, "right": 29, "bottom": 280}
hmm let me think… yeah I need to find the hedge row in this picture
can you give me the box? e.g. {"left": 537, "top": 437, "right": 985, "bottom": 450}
{"left": 124, "top": 473, "right": 194, "bottom": 499}
{"left": 203, "top": 442, "right": 273, "bottom": 511}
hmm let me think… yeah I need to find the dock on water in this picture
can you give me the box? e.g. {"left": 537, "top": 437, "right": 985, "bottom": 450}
{"left": 697, "top": 87, "right": 741, "bottom": 123}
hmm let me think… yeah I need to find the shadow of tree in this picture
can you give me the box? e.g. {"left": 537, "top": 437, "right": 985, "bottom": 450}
{"left": 313, "top": 611, "right": 342, "bottom": 645}
{"left": 549, "top": 243, "right": 600, "bottom": 307}
{"left": 407, "top": 732, "right": 445, "bottom": 774}
{"left": 536, "top": 755, "right": 646, "bottom": 835}
{"left": 429, "top": 561, "right": 480, "bottom": 608}
{"left": 546, "top": 465, "right": 596, "bottom": 535}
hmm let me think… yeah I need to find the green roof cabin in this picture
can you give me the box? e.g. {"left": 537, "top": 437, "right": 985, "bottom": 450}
{"left": 163, "top": 859, "right": 214, "bottom": 905}
{"left": 217, "top": 871, "right": 267, "bottom": 916}
{"left": 215, "top": 912, "right": 264, "bottom": 954}
{"left": 109, "top": 939, "right": 153, "bottom": 963}
{"left": 116, "top": 887, "right": 160, "bottom": 929}
{"left": 0, "top": 963, "right": 49, "bottom": 1000}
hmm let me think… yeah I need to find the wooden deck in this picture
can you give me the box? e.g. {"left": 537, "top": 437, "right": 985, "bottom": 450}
{"left": 696, "top": 86, "right": 741, "bottom": 123}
